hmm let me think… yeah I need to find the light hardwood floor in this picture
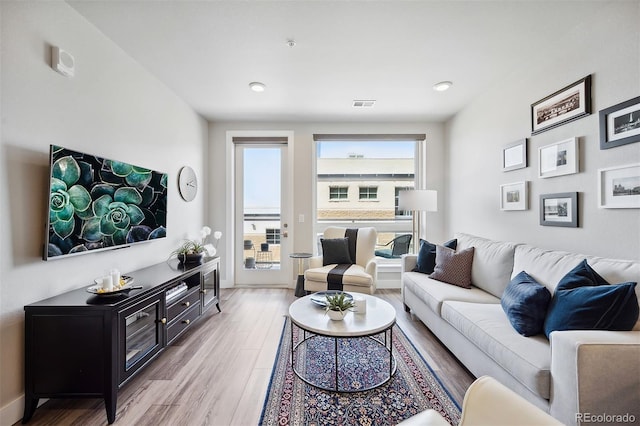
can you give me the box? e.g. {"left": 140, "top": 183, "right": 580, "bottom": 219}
{"left": 19, "top": 288, "right": 474, "bottom": 426}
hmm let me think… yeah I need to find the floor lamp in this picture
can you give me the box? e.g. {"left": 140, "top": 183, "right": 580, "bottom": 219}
{"left": 398, "top": 189, "right": 438, "bottom": 253}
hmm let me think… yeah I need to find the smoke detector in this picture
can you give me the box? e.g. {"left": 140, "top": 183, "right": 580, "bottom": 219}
{"left": 352, "top": 100, "right": 376, "bottom": 108}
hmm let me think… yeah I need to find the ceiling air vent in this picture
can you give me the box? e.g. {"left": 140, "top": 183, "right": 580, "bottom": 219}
{"left": 352, "top": 100, "right": 376, "bottom": 108}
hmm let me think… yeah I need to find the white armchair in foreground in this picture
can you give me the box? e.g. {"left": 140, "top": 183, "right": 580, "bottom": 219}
{"left": 398, "top": 376, "right": 564, "bottom": 426}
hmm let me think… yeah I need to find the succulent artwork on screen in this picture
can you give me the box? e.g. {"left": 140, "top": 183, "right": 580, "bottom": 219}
{"left": 45, "top": 145, "right": 168, "bottom": 260}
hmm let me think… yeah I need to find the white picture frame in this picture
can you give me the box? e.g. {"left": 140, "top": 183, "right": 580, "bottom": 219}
{"left": 502, "top": 139, "right": 527, "bottom": 171}
{"left": 500, "top": 181, "right": 528, "bottom": 211}
{"left": 598, "top": 163, "right": 640, "bottom": 208}
{"left": 538, "top": 137, "right": 579, "bottom": 179}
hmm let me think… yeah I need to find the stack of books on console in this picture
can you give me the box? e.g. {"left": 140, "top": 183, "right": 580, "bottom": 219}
{"left": 166, "top": 282, "right": 188, "bottom": 303}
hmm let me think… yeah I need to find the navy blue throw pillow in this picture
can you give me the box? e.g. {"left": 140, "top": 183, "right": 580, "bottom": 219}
{"left": 501, "top": 271, "right": 551, "bottom": 336}
{"left": 413, "top": 239, "right": 457, "bottom": 274}
{"left": 543, "top": 260, "right": 639, "bottom": 338}
{"left": 321, "top": 238, "right": 353, "bottom": 266}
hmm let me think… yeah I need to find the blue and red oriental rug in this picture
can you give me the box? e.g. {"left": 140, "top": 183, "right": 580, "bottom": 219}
{"left": 259, "top": 318, "right": 461, "bottom": 425}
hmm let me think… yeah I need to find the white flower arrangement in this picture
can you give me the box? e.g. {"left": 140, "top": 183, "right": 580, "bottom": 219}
{"left": 201, "top": 226, "right": 222, "bottom": 256}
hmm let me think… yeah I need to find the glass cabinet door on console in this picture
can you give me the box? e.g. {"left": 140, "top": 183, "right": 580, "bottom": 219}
{"left": 201, "top": 256, "right": 221, "bottom": 313}
{"left": 118, "top": 293, "right": 164, "bottom": 385}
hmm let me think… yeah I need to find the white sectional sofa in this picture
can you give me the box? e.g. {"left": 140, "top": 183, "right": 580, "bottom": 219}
{"left": 401, "top": 233, "right": 640, "bottom": 426}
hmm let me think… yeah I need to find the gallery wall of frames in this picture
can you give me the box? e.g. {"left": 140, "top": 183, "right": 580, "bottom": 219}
{"left": 499, "top": 75, "right": 640, "bottom": 227}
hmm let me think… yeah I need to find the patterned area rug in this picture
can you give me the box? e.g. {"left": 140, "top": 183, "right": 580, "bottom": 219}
{"left": 259, "top": 317, "right": 461, "bottom": 425}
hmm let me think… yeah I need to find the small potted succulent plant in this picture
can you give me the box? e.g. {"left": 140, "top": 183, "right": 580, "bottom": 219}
{"left": 325, "top": 292, "right": 355, "bottom": 321}
{"left": 170, "top": 240, "right": 206, "bottom": 264}
{"left": 170, "top": 226, "right": 223, "bottom": 264}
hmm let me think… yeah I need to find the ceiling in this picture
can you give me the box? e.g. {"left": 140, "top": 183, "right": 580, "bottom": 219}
{"left": 67, "top": 1, "right": 612, "bottom": 123}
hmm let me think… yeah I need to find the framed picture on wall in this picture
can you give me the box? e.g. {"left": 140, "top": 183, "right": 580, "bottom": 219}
{"left": 540, "top": 192, "right": 578, "bottom": 227}
{"left": 502, "top": 139, "right": 527, "bottom": 171}
{"left": 599, "top": 96, "right": 640, "bottom": 149}
{"left": 500, "top": 181, "right": 528, "bottom": 211}
{"left": 598, "top": 163, "right": 640, "bottom": 208}
{"left": 538, "top": 137, "right": 579, "bottom": 178}
{"left": 531, "top": 75, "right": 591, "bottom": 135}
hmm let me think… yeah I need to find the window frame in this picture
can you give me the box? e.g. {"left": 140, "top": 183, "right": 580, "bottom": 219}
{"left": 265, "top": 228, "right": 281, "bottom": 245}
{"left": 358, "top": 186, "right": 378, "bottom": 200}
{"left": 329, "top": 186, "right": 349, "bottom": 200}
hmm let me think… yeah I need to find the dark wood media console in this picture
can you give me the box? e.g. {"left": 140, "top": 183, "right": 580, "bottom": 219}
{"left": 22, "top": 257, "right": 220, "bottom": 424}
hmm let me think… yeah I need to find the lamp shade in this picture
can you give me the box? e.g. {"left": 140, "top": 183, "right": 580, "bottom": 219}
{"left": 398, "top": 189, "right": 438, "bottom": 212}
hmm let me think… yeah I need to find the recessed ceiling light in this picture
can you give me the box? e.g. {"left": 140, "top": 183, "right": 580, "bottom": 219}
{"left": 433, "top": 81, "right": 453, "bottom": 92}
{"left": 249, "top": 82, "right": 266, "bottom": 92}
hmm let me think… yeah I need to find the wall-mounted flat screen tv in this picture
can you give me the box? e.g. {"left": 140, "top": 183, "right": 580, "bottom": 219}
{"left": 44, "top": 145, "right": 168, "bottom": 260}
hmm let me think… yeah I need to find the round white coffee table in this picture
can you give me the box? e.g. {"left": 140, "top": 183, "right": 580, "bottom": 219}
{"left": 288, "top": 292, "right": 396, "bottom": 392}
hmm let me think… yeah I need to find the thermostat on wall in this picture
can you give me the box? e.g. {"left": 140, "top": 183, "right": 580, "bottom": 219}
{"left": 51, "top": 46, "right": 75, "bottom": 77}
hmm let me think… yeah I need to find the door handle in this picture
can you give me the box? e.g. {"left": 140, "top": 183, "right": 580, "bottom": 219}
{"left": 282, "top": 231, "right": 289, "bottom": 238}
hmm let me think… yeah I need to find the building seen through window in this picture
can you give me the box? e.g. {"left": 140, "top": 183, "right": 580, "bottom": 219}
{"left": 316, "top": 140, "right": 417, "bottom": 252}
{"left": 395, "top": 186, "right": 412, "bottom": 216}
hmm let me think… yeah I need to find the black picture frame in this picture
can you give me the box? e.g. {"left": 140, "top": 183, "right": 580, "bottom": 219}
{"left": 540, "top": 192, "right": 578, "bottom": 227}
{"left": 531, "top": 76, "right": 591, "bottom": 135}
{"left": 599, "top": 96, "right": 640, "bottom": 149}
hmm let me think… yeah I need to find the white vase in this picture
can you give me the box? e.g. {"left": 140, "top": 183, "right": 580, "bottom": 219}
{"left": 327, "top": 309, "right": 347, "bottom": 321}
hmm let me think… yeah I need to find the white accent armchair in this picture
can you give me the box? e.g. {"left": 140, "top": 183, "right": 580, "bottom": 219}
{"left": 398, "top": 376, "right": 564, "bottom": 426}
{"left": 304, "top": 226, "right": 377, "bottom": 294}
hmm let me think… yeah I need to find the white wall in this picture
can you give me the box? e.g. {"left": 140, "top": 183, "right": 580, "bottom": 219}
{"left": 208, "top": 121, "right": 446, "bottom": 285}
{"left": 446, "top": 1, "right": 640, "bottom": 260}
{"left": 0, "top": 2, "right": 207, "bottom": 422}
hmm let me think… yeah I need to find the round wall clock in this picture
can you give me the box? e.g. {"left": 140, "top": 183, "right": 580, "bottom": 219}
{"left": 178, "top": 166, "right": 198, "bottom": 202}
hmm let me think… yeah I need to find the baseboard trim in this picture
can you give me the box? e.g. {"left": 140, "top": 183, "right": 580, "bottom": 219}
{"left": 376, "top": 262, "right": 401, "bottom": 289}
{"left": 1, "top": 394, "right": 25, "bottom": 426}
{"left": 376, "top": 279, "right": 401, "bottom": 289}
